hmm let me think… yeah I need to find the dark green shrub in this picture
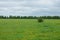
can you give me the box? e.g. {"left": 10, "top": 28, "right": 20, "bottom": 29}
{"left": 38, "top": 17, "right": 43, "bottom": 22}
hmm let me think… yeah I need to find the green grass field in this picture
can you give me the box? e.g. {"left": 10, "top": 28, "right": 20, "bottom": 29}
{"left": 0, "top": 19, "right": 60, "bottom": 40}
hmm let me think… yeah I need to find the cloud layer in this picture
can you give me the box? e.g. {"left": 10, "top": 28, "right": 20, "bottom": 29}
{"left": 0, "top": 0, "right": 60, "bottom": 16}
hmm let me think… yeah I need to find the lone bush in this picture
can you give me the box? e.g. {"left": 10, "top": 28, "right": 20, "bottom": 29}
{"left": 38, "top": 17, "right": 43, "bottom": 23}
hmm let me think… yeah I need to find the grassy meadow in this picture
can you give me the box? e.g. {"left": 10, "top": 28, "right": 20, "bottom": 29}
{"left": 0, "top": 19, "right": 60, "bottom": 40}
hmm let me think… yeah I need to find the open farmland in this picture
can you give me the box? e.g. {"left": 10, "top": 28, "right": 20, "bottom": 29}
{"left": 0, "top": 19, "right": 60, "bottom": 40}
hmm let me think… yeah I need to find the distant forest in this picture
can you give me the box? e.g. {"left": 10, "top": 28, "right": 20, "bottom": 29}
{"left": 0, "top": 16, "right": 60, "bottom": 19}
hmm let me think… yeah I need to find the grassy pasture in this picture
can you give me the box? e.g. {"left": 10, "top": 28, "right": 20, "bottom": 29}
{"left": 0, "top": 19, "right": 60, "bottom": 40}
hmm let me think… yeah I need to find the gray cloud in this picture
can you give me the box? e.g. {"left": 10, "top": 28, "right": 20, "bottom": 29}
{"left": 0, "top": 0, "right": 60, "bottom": 16}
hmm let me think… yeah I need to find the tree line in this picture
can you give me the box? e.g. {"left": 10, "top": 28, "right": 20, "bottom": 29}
{"left": 0, "top": 16, "right": 60, "bottom": 19}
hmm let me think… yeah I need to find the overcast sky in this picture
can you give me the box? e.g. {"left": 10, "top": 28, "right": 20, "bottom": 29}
{"left": 0, "top": 0, "right": 60, "bottom": 16}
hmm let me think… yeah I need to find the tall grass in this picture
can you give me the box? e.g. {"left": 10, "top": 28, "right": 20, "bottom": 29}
{"left": 0, "top": 19, "right": 60, "bottom": 40}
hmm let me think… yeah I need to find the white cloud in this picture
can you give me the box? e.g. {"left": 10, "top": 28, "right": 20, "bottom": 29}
{"left": 0, "top": 0, "right": 60, "bottom": 16}
{"left": 32, "top": 0, "right": 54, "bottom": 5}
